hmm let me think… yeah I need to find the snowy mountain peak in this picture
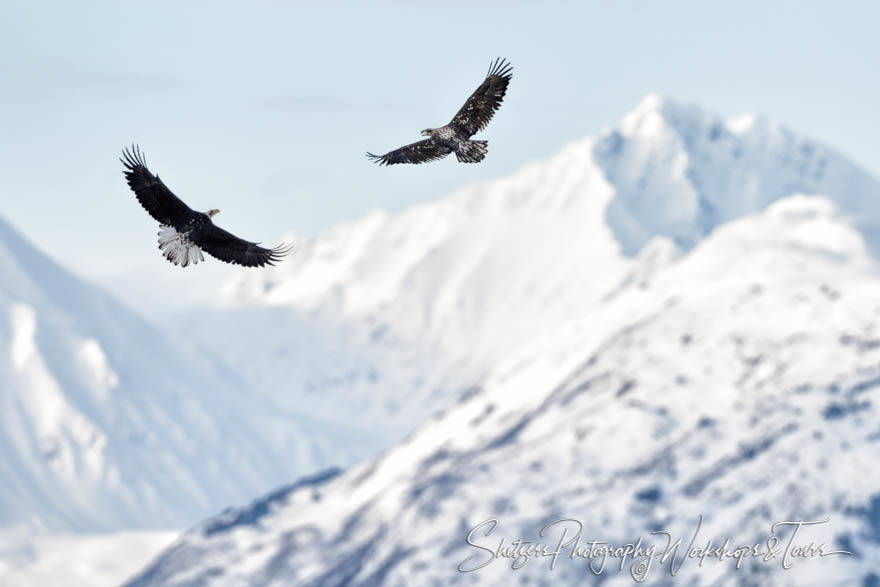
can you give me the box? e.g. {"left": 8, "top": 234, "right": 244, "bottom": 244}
{"left": 598, "top": 94, "right": 880, "bottom": 255}
{"left": 0, "top": 216, "right": 330, "bottom": 531}
{"left": 221, "top": 94, "right": 880, "bottom": 311}
{"left": 621, "top": 93, "right": 772, "bottom": 145}
{"left": 619, "top": 92, "right": 674, "bottom": 133}
{"left": 132, "top": 194, "right": 880, "bottom": 586}
{"left": 197, "top": 96, "right": 880, "bottom": 460}
{"left": 619, "top": 93, "right": 725, "bottom": 143}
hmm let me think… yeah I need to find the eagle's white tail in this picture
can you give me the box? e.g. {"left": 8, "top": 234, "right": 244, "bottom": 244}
{"left": 456, "top": 140, "right": 488, "bottom": 163}
{"left": 158, "top": 225, "right": 204, "bottom": 267}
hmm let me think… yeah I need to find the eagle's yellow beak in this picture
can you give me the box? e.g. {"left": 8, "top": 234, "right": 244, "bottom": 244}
{"left": 208, "top": 209, "right": 221, "bottom": 217}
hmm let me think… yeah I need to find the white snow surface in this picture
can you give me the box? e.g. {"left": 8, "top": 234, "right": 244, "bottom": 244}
{"left": 191, "top": 94, "right": 879, "bottom": 453}
{"left": 0, "top": 216, "right": 347, "bottom": 533}
{"left": 4, "top": 95, "right": 880, "bottom": 585}
{"left": 0, "top": 528, "right": 177, "bottom": 587}
{"left": 129, "top": 96, "right": 880, "bottom": 585}
{"left": 129, "top": 196, "right": 880, "bottom": 586}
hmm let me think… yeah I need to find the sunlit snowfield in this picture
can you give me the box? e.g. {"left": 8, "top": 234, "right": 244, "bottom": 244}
{"left": 124, "top": 97, "right": 880, "bottom": 586}
{"left": 3, "top": 0, "right": 880, "bottom": 584}
{"left": 3, "top": 94, "right": 880, "bottom": 584}
{"left": 0, "top": 529, "right": 176, "bottom": 587}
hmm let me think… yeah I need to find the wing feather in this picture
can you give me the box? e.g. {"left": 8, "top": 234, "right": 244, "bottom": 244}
{"left": 120, "top": 145, "right": 194, "bottom": 225}
{"left": 449, "top": 58, "right": 513, "bottom": 137}
{"left": 366, "top": 139, "right": 452, "bottom": 166}
{"left": 190, "top": 224, "right": 291, "bottom": 268}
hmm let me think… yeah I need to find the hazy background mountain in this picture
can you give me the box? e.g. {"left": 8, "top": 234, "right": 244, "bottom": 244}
{"left": 130, "top": 96, "right": 880, "bottom": 585}
{"left": 0, "top": 216, "right": 349, "bottom": 533}
{"left": 174, "top": 94, "right": 880, "bottom": 456}
{"left": 0, "top": 93, "right": 877, "bottom": 586}
{"left": 132, "top": 196, "right": 880, "bottom": 586}
{"left": 6, "top": 1, "right": 878, "bottom": 296}
{"left": 3, "top": 1, "right": 879, "bottom": 584}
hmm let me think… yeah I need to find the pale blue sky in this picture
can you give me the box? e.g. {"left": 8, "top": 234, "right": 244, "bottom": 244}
{"left": 1, "top": 1, "right": 877, "bottom": 312}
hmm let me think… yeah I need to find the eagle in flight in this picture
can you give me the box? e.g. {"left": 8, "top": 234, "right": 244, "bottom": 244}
{"left": 367, "top": 58, "right": 513, "bottom": 166}
{"left": 121, "top": 145, "right": 290, "bottom": 268}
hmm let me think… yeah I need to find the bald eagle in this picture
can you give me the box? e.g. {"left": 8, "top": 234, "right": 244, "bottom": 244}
{"left": 121, "top": 145, "right": 290, "bottom": 268}
{"left": 366, "top": 58, "right": 513, "bottom": 166}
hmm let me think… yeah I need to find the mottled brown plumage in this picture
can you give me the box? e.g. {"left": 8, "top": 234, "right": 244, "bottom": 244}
{"left": 367, "top": 58, "right": 513, "bottom": 166}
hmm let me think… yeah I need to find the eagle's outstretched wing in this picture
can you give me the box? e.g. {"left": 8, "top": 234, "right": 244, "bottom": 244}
{"left": 189, "top": 224, "right": 291, "bottom": 267}
{"left": 448, "top": 58, "right": 513, "bottom": 137}
{"left": 366, "top": 139, "right": 452, "bottom": 166}
{"left": 120, "top": 145, "right": 194, "bottom": 225}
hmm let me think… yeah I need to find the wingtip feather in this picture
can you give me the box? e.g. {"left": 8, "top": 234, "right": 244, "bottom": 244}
{"left": 121, "top": 143, "right": 149, "bottom": 170}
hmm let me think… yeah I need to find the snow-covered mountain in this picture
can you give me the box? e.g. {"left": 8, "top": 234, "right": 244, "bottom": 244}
{"left": 130, "top": 96, "right": 880, "bottom": 585}
{"left": 187, "top": 94, "right": 880, "bottom": 452}
{"left": 0, "top": 216, "right": 343, "bottom": 532}
{"left": 128, "top": 196, "right": 880, "bottom": 586}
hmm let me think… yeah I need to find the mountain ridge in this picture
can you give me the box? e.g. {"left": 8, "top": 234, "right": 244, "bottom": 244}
{"left": 0, "top": 215, "right": 340, "bottom": 531}
{"left": 181, "top": 94, "right": 880, "bottom": 454}
{"left": 130, "top": 195, "right": 880, "bottom": 585}
{"left": 130, "top": 95, "right": 880, "bottom": 584}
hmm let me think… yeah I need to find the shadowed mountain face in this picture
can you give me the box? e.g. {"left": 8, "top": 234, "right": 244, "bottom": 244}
{"left": 130, "top": 97, "right": 880, "bottom": 586}
{"left": 0, "top": 216, "right": 344, "bottom": 532}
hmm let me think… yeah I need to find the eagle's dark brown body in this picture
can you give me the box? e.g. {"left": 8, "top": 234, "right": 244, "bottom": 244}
{"left": 367, "top": 58, "right": 513, "bottom": 166}
{"left": 121, "top": 145, "right": 290, "bottom": 268}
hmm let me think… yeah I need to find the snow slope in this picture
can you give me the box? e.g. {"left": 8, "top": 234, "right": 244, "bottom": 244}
{"left": 189, "top": 94, "right": 880, "bottom": 453}
{"left": 0, "top": 216, "right": 344, "bottom": 532}
{"left": 131, "top": 96, "right": 880, "bottom": 585}
{"left": 0, "top": 528, "right": 177, "bottom": 587}
{"left": 129, "top": 196, "right": 880, "bottom": 586}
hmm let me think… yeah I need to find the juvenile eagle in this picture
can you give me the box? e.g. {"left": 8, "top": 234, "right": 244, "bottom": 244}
{"left": 366, "top": 58, "right": 513, "bottom": 166}
{"left": 121, "top": 145, "right": 290, "bottom": 268}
